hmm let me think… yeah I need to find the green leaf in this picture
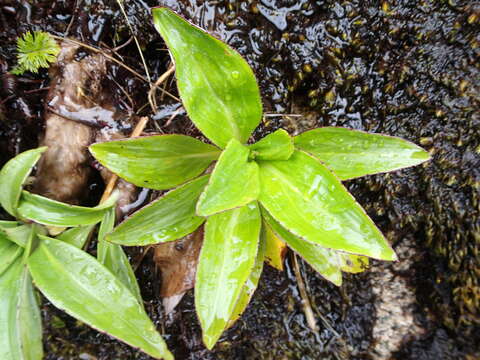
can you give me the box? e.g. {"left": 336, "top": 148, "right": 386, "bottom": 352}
{"left": 28, "top": 236, "right": 172, "bottom": 360}
{"left": 17, "top": 190, "right": 116, "bottom": 227}
{"left": 56, "top": 225, "right": 94, "bottom": 249}
{"left": 108, "top": 175, "right": 209, "bottom": 246}
{"left": 0, "top": 257, "right": 43, "bottom": 360}
{"left": 228, "top": 228, "right": 266, "bottom": 327}
{"left": 294, "top": 127, "right": 430, "bottom": 180}
{"left": 195, "top": 202, "right": 261, "bottom": 349}
{"left": 98, "top": 208, "right": 143, "bottom": 305}
{"left": 90, "top": 135, "right": 219, "bottom": 190}
{"left": 1, "top": 224, "right": 34, "bottom": 248}
{"left": 249, "top": 129, "right": 294, "bottom": 161}
{"left": 0, "top": 236, "right": 22, "bottom": 276}
{"left": 262, "top": 210, "right": 342, "bottom": 285}
{"left": 197, "top": 139, "right": 259, "bottom": 216}
{"left": 258, "top": 150, "right": 397, "bottom": 261}
{"left": 0, "top": 221, "right": 20, "bottom": 229}
{"left": 152, "top": 8, "right": 263, "bottom": 148}
{"left": 0, "top": 147, "right": 47, "bottom": 217}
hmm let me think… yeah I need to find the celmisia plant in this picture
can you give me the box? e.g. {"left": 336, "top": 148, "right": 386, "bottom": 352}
{"left": 89, "top": 7, "right": 430, "bottom": 350}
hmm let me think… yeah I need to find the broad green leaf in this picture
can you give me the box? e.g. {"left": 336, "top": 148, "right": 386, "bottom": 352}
{"left": 90, "top": 135, "right": 219, "bottom": 190}
{"left": 108, "top": 175, "right": 209, "bottom": 246}
{"left": 339, "top": 254, "right": 369, "bottom": 273}
{"left": 197, "top": 139, "right": 259, "bottom": 216}
{"left": 258, "top": 151, "right": 397, "bottom": 261}
{"left": 2, "top": 224, "right": 34, "bottom": 247}
{"left": 250, "top": 129, "right": 294, "bottom": 161}
{"left": 0, "top": 147, "right": 47, "bottom": 216}
{"left": 262, "top": 210, "right": 342, "bottom": 285}
{"left": 196, "top": 202, "right": 261, "bottom": 349}
{"left": 98, "top": 208, "right": 143, "bottom": 305}
{"left": 0, "top": 221, "right": 20, "bottom": 229}
{"left": 294, "top": 127, "right": 430, "bottom": 180}
{"left": 0, "top": 257, "right": 43, "bottom": 360}
{"left": 56, "top": 225, "right": 94, "bottom": 249}
{"left": 17, "top": 190, "right": 116, "bottom": 227}
{"left": 28, "top": 237, "right": 172, "bottom": 360}
{"left": 0, "top": 236, "right": 22, "bottom": 276}
{"left": 263, "top": 222, "right": 287, "bottom": 271}
{"left": 152, "top": 8, "right": 263, "bottom": 148}
{"left": 228, "top": 228, "right": 266, "bottom": 327}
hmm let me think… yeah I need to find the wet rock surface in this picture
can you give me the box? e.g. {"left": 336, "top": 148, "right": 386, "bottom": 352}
{"left": 0, "top": 0, "right": 478, "bottom": 359}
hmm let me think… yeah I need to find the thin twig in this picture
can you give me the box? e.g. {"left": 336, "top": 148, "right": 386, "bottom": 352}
{"left": 164, "top": 107, "right": 183, "bottom": 127}
{"left": 116, "top": 0, "right": 151, "bottom": 83}
{"left": 99, "top": 116, "right": 149, "bottom": 204}
{"left": 50, "top": 34, "right": 149, "bottom": 83}
{"left": 292, "top": 253, "right": 319, "bottom": 333}
{"left": 147, "top": 65, "right": 176, "bottom": 112}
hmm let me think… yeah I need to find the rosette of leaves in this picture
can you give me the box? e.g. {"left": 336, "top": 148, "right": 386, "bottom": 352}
{"left": 0, "top": 148, "right": 172, "bottom": 360}
{"left": 89, "top": 8, "right": 431, "bottom": 350}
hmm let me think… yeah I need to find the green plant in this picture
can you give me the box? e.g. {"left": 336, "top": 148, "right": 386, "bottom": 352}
{"left": 89, "top": 7, "right": 431, "bottom": 350}
{"left": 11, "top": 31, "right": 60, "bottom": 75}
{"left": 0, "top": 148, "right": 172, "bottom": 360}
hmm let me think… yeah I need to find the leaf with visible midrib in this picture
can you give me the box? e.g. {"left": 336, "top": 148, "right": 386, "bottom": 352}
{"left": 196, "top": 139, "right": 259, "bottom": 216}
{"left": 152, "top": 8, "right": 263, "bottom": 148}
{"left": 17, "top": 191, "right": 116, "bottom": 227}
{"left": 107, "top": 175, "right": 209, "bottom": 246}
{"left": 0, "top": 256, "right": 43, "bottom": 360}
{"left": 258, "top": 150, "right": 397, "bottom": 261}
{"left": 28, "top": 237, "right": 172, "bottom": 360}
{"left": 195, "top": 202, "right": 261, "bottom": 349}
{"left": 90, "top": 135, "right": 220, "bottom": 190}
{"left": 97, "top": 208, "right": 143, "bottom": 305}
{"left": 0, "top": 147, "right": 47, "bottom": 217}
{"left": 294, "top": 127, "right": 430, "bottom": 180}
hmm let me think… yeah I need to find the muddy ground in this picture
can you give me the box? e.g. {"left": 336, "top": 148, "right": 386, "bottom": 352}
{"left": 0, "top": 0, "right": 479, "bottom": 359}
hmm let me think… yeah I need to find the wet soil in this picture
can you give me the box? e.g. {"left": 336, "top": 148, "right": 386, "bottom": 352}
{"left": 0, "top": 0, "right": 479, "bottom": 359}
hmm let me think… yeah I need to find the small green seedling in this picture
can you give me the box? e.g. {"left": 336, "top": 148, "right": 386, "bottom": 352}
{"left": 89, "top": 8, "right": 430, "bottom": 350}
{"left": 0, "top": 148, "right": 172, "bottom": 360}
{"left": 11, "top": 31, "right": 60, "bottom": 75}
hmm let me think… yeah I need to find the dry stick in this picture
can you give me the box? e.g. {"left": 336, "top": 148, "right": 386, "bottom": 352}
{"left": 116, "top": 0, "right": 151, "bottom": 83}
{"left": 148, "top": 65, "right": 176, "bottom": 111}
{"left": 99, "top": 116, "right": 149, "bottom": 204}
{"left": 50, "top": 35, "right": 179, "bottom": 102}
{"left": 50, "top": 34, "right": 148, "bottom": 83}
{"left": 292, "top": 253, "right": 319, "bottom": 333}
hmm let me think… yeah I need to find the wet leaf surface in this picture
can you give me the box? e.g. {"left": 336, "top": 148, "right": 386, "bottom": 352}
{"left": 152, "top": 8, "right": 263, "bottom": 148}
{"left": 90, "top": 135, "right": 219, "bottom": 190}
{"left": 17, "top": 191, "right": 116, "bottom": 227}
{"left": 258, "top": 150, "right": 396, "bottom": 260}
{"left": 250, "top": 129, "right": 293, "bottom": 161}
{"left": 197, "top": 139, "right": 259, "bottom": 216}
{"left": 0, "top": 147, "right": 47, "bottom": 217}
{"left": 28, "top": 236, "right": 172, "bottom": 360}
{"left": 196, "top": 202, "right": 261, "bottom": 349}
{"left": 294, "top": 127, "right": 430, "bottom": 180}
{"left": 0, "top": 256, "right": 43, "bottom": 360}
{"left": 108, "top": 175, "right": 208, "bottom": 246}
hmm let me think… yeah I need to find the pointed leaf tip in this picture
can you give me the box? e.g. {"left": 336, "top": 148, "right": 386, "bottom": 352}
{"left": 152, "top": 8, "right": 262, "bottom": 148}
{"left": 294, "top": 127, "right": 430, "bottom": 180}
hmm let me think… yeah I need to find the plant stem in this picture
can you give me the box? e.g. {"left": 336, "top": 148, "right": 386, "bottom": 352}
{"left": 292, "top": 253, "right": 319, "bottom": 333}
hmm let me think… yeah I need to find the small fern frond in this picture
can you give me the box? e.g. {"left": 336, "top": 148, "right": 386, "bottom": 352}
{"left": 11, "top": 31, "right": 60, "bottom": 75}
